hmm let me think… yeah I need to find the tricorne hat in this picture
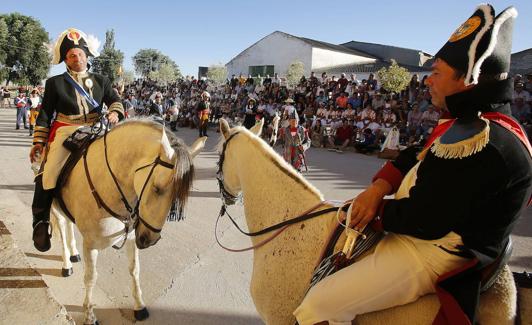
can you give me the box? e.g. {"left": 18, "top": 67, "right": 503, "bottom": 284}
{"left": 51, "top": 28, "right": 100, "bottom": 65}
{"left": 435, "top": 4, "right": 517, "bottom": 86}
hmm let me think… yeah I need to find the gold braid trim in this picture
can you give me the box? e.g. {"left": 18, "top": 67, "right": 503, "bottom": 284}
{"left": 430, "top": 118, "right": 490, "bottom": 159}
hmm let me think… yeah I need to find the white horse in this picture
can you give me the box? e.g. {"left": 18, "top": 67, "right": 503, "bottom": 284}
{"left": 217, "top": 118, "right": 517, "bottom": 325}
{"left": 48, "top": 119, "right": 205, "bottom": 325}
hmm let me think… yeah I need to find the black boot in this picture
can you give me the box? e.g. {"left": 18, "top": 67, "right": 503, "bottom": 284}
{"left": 31, "top": 175, "right": 53, "bottom": 252}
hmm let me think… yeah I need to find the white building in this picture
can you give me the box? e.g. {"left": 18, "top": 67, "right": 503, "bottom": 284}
{"left": 225, "top": 31, "right": 433, "bottom": 81}
{"left": 226, "top": 31, "right": 377, "bottom": 78}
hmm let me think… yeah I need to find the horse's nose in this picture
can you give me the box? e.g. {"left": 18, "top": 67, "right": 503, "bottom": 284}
{"left": 139, "top": 234, "right": 149, "bottom": 248}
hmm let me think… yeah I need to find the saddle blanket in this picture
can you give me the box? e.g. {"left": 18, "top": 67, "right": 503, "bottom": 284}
{"left": 42, "top": 125, "right": 82, "bottom": 190}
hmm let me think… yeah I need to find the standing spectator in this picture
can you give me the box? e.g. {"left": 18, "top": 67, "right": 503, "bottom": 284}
{"left": 28, "top": 90, "right": 41, "bottom": 136}
{"left": 408, "top": 74, "right": 420, "bottom": 104}
{"left": 196, "top": 91, "right": 210, "bottom": 137}
{"left": 1, "top": 87, "right": 10, "bottom": 108}
{"left": 513, "top": 81, "right": 530, "bottom": 105}
{"left": 243, "top": 97, "right": 258, "bottom": 129}
{"left": 350, "top": 73, "right": 360, "bottom": 86}
{"left": 309, "top": 71, "right": 319, "bottom": 88}
{"left": 367, "top": 73, "right": 378, "bottom": 90}
{"left": 272, "top": 73, "right": 281, "bottom": 86}
{"left": 337, "top": 73, "right": 349, "bottom": 92}
{"left": 526, "top": 73, "right": 532, "bottom": 94}
{"left": 14, "top": 92, "right": 28, "bottom": 129}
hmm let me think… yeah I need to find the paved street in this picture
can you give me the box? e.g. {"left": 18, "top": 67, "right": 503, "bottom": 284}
{"left": 0, "top": 107, "right": 530, "bottom": 324}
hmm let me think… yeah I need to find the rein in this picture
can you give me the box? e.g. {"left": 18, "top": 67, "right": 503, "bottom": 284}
{"left": 83, "top": 119, "right": 175, "bottom": 248}
{"left": 215, "top": 130, "right": 347, "bottom": 251}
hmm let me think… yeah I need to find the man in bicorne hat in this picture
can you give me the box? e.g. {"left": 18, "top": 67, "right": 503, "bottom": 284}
{"left": 295, "top": 5, "right": 531, "bottom": 325}
{"left": 29, "top": 28, "right": 124, "bottom": 252}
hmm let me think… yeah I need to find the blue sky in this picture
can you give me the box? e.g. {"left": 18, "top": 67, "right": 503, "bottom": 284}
{"left": 2, "top": 0, "right": 531, "bottom": 77}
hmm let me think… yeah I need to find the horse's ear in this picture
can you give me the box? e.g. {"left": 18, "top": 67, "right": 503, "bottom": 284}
{"left": 160, "top": 127, "right": 175, "bottom": 161}
{"left": 270, "top": 114, "right": 280, "bottom": 146}
{"left": 189, "top": 136, "right": 207, "bottom": 159}
{"left": 250, "top": 118, "right": 264, "bottom": 136}
{"left": 220, "top": 119, "right": 231, "bottom": 139}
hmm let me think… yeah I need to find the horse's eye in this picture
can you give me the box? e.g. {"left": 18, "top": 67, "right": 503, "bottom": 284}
{"left": 153, "top": 186, "right": 161, "bottom": 194}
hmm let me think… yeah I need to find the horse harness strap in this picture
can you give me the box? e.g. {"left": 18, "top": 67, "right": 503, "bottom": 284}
{"left": 221, "top": 203, "right": 344, "bottom": 237}
{"left": 81, "top": 123, "right": 175, "bottom": 248}
{"left": 215, "top": 201, "right": 348, "bottom": 252}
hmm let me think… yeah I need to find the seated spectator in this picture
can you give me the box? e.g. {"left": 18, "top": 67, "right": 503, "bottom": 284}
{"left": 315, "top": 90, "right": 328, "bottom": 106}
{"left": 511, "top": 97, "right": 530, "bottom": 125}
{"left": 372, "top": 93, "right": 385, "bottom": 110}
{"left": 354, "top": 128, "right": 379, "bottom": 154}
{"left": 328, "top": 119, "right": 353, "bottom": 152}
{"left": 347, "top": 92, "right": 361, "bottom": 110}
{"left": 335, "top": 92, "right": 348, "bottom": 109}
{"left": 342, "top": 103, "right": 356, "bottom": 121}
{"left": 407, "top": 102, "right": 423, "bottom": 135}
{"left": 311, "top": 119, "right": 328, "bottom": 148}
{"left": 419, "top": 104, "right": 440, "bottom": 137}
{"left": 358, "top": 103, "right": 376, "bottom": 126}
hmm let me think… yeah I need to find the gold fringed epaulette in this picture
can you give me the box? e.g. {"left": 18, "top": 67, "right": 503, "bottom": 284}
{"left": 430, "top": 118, "right": 490, "bottom": 159}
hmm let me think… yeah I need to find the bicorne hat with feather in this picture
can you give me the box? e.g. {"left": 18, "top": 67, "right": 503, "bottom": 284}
{"left": 435, "top": 4, "right": 517, "bottom": 86}
{"left": 51, "top": 28, "right": 100, "bottom": 65}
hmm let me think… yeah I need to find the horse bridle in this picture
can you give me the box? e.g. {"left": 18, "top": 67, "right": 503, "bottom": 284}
{"left": 216, "top": 131, "right": 242, "bottom": 206}
{"left": 84, "top": 120, "right": 175, "bottom": 248}
{"left": 216, "top": 130, "right": 342, "bottom": 241}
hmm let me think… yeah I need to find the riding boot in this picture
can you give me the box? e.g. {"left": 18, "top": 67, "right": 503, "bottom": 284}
{"left": 31, "top": 174, "right": 53, "bottom": 252}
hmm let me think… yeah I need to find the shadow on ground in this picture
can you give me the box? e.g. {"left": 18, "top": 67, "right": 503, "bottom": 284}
{"left": 64, "top": 305, "right": 263, "bottom": 325}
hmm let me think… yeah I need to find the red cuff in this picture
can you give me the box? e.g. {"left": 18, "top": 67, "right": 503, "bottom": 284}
{"left": 372, "top": 161, "right": 403, "bottom": 193}
{"left": 370, "top": 199, "right": 389, "bottom": 232}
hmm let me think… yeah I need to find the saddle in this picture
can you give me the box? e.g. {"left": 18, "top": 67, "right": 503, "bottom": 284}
{"left": 309, "top": 203, "right": 384, "bottom": 290}
{"left": 480, "top": 238, "right": 513, "bottom": 292}
{"left": 54, "top": 125, "right": 106, "bottom": 223}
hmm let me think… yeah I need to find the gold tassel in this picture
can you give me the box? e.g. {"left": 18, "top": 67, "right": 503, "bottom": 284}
{"left": 431, "top": 118, "right": 490, "bottom": 159}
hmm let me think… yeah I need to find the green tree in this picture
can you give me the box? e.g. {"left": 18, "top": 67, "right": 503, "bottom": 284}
{"left": 0, "top": 13, "right": 50, "bottom": 85}
{"left": 206, "top": 64, "right": 227, "bottom": 86}
{"left": 148, "top": 62, "right": 178, "bottom": 85}
{"left": 377, "top": 59, "right": 411, "bottom": 94}
{"left": 0, "top": 19, "right": 8, "bottom": 82}
{"left": 91, "top": 29, "right": 124, "bottom": 84}
{"left": 285, "top": 60, "right": 305, "bottom": 88}
{"left": 132, "top": 48, "right": 181, "bottom": 79}
{"left": 121, "top": 70, "right": 135, "bottom": 85}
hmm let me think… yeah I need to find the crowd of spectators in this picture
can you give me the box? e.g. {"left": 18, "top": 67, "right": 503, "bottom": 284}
{"left": 2, "top": 71, "right": 530, "bottom": 155}
{"left": 121, "top": 72, "right": 451, "bottom": 154}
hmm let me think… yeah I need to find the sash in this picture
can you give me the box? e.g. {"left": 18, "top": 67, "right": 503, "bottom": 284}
{"left": 63, "top": 72, "right": 101, "bottom": 113}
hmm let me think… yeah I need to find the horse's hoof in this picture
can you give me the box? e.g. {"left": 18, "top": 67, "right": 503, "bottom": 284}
{"left": 70, "top": 254, "right": 81, "bottom": 262}
{"left": 134, "top": 307, "right": 149, "bottom": 321}
{"left": 61, "top": 268, "right": 73, "bottom": 277}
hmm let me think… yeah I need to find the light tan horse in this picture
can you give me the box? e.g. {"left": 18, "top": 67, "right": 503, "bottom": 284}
{"left": 217, "top": 118, "right": 517, "bottom": 325}
{"left": 48, "top": 120, "right": 204, "bottom": 325}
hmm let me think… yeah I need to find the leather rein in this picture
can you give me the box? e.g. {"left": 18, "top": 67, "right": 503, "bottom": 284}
{"left": 216, "top": 131, "right": 345, "bottom": 251}
{"left": 83, "top": 120, "right": 175, "bottom": 249}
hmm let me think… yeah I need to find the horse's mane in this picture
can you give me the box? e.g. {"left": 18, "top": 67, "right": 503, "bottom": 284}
{"left": 218, "top": 125, "right": 323, "bottom": 199}
{"left": 114, "top": 118, "right": 195, "bottom": 213}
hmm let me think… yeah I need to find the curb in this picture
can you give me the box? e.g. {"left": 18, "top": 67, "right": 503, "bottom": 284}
{"left": 0, "top": 220, "right": 73, "bottom": 325}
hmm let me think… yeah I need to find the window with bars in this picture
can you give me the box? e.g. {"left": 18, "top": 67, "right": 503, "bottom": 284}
{"left": 249, "top": 65, "right": 274, "bottom": 77}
